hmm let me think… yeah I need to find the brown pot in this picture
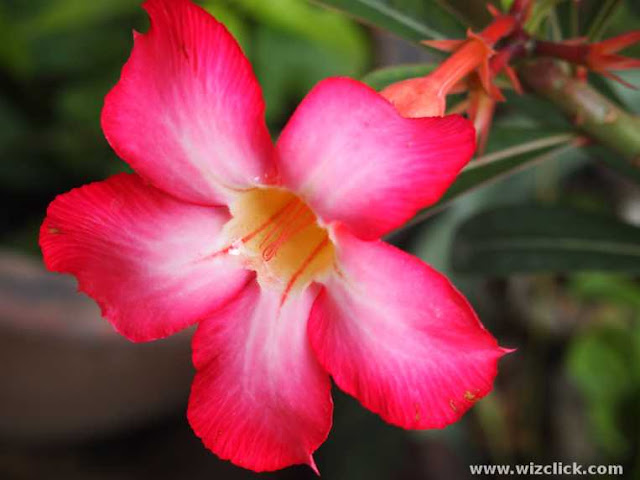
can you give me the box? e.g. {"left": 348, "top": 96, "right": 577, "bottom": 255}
{"left": 0, "top": 251, "right": 194, "bottom": 442}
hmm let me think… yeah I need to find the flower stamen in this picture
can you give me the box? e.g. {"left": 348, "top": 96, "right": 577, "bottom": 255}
{"left": 281, "top": 235, "right": 331, "bottom": 306}
{"left": 241, "top": 197, "right": 300, "bottom": 244}
{"left": 261, "top": 207, "right": 315, "bottom": 261}
{"left": 221, "top": 187, "right": 336, "bottom": 291}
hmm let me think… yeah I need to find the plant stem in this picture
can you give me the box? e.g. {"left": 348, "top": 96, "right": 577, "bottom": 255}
{"left": 519, "top": 59, "right": 640, "bottom": 163}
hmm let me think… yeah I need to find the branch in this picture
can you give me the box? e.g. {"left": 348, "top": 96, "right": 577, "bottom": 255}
{"left": 520, "top": 59, "right": 640, "bottom": 164}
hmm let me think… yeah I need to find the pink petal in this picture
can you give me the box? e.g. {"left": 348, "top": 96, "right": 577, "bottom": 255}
{"left": 308, "top": 226, "right": 507, "bottom": 429}
{"left": 276, "top": 77, "right": 475, "bottom": 240}
{"left": 102, "top": 0, "right": 275, "bottom": 206}
{"left": 40, "top": 173, "right": 249, "bottom": 342}
{"left": 188, "top": 281, "right": 332, "bottom": 472}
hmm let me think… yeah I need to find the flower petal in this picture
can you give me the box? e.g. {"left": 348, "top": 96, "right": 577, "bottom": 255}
{"left": 188, "top": 282, "right": 332, "bottom": 472}
{"left": 308, "top": 226, "right": 507, "bottom": 429}
{"left": 40, "top": 173, "right": 249, "bottom": 342}
{"left": 102, "top": 0, "right": 275, "bottom": 206}
{"left": 276, "top": 77, "right": 475, "bottom": 240}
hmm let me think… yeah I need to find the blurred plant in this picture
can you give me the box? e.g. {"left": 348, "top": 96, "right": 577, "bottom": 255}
{"left": 204, "top": 0, "right": 369, "bottom": 127}
{"left": 567, "top": 274, "right": 640, "bottom": 461}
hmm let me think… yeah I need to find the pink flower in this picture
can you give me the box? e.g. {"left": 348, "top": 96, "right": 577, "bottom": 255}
{"left": 40, "top": 0, "right": 508, "bottom": 473}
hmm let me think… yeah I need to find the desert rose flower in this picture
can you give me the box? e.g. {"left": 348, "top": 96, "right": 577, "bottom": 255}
{"left": 40, "top": 0, "right": 508, "bottom": 473}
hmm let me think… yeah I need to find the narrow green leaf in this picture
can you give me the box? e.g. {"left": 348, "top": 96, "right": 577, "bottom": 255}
{"left": 452, "top": 206, "right": 640, "bottom": 274}
{"left": 21, "top": 0, "right": 134, "bottom": 36}
{"left": 525, "top": 0, "right": 565, "bottom": 34}
{"left": 400, "top": 134, "right": 580, "bottom": 229}
{"left": 311, "top": 0, "right": 466, "bottom": 42}
{"left": 585, "top": 0, "right": 622, "bottom": 40}
{"left": 442, "top": 139, "right": 575, "bottom": 205}
{"left": 361, "top": 63, "right": 437, "bottom": 90}
{"left": 440, "top": 0, "right": 492, "bottom": 28}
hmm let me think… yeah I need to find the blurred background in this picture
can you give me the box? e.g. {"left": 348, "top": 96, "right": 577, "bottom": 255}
{"left": 0, "top": 0, "right": 639, "bottom": 479}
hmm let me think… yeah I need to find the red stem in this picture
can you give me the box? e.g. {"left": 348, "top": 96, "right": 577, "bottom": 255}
{"left": 534, "top": 40, "right": 589, "bottom": 64}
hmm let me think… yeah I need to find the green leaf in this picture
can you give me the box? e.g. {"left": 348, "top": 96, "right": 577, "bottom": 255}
{"left": 311, "top": 0, "right": 466, "bottom": 43}
{"left": 21, "top": 0, "right": 134, "bottom": 36}
{"left": 570, "top": 273, "right": 640, "bottom": 310}
{"left": 209, "top": 0, "right": 370, "bottom": 127}
{"left": 0, "top": 5, "right": 30, "bottom": 75}
{"left": 402, "top": 133, "right": 582, "bottom": 228}
{"left": 601, "top": 71, "right": 640, "bottom": 115}
{"left": 361, "top": 63, "right": 437, "bottom": 90}
{"left": 566, "top": 325, "right": 636, "bottom": 456}
{"left": 452, "top": 206, "right": 640, "bottom": 274}
{"left": 441, "top": 137, "right": 577, "bottom": 205}
{"left": 222, "top": 0, "right": 369, "bottom": 71}
{"left": 203, "top": 4, "right": 250, "bottom": 50}
{"left": 568, "top": 328, "right": 630, "bottom": 401}
{"left": 254, "top": 26, "right": 365, "bottom": 126}
{"left": 525, "top": 0, "right": 565, "bottom": 34}
{"left": 504, "top": 91, "right": 573, "bottom": 130}
{"left": 585, "top": 0, "right": 622, "bottom": 40}
{"left": 440, "top": 0, "right": 492, "bottom": 28}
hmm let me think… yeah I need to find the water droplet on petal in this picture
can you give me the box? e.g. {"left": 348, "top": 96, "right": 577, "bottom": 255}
{"left": 228, "top": 240, "right": 243, "bottom": 256}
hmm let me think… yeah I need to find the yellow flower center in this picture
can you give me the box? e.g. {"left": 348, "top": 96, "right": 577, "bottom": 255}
{"left": 220, "top": 187, "right": 335, "bottom": 294}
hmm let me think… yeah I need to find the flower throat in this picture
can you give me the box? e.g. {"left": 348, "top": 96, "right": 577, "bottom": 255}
{"left": 221, "top": 187, "right": 335, "bottom": 293}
